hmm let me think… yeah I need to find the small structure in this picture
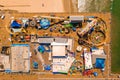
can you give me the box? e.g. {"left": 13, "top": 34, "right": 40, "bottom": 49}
{"left": 69, "top": 16, "right": 84, "bottom": 23}
{"left": 11, "top": 44, "right": 30, "bottom": 72}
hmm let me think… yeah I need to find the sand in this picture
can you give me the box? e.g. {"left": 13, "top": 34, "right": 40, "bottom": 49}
{"left": 0, "top": 0, "right": 72, "bottom": 13}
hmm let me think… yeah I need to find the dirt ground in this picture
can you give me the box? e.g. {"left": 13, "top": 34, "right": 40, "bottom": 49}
{"left": 0, "top": 12, "right": 119, "bottom": 80}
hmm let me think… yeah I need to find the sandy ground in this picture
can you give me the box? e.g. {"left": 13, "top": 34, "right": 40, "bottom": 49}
{"left": 0, "top": 12, "right": 118, "bottom": 80}
{"left": 0, "top": 0, "right": 72, "bottom": 13}
{"left": 0, "top": 0, "right": 116, "bottom": 80}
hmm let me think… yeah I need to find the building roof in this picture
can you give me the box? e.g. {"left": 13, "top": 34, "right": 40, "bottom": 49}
{"left": 11, "top": 44, "right": 30, "bottom": 72}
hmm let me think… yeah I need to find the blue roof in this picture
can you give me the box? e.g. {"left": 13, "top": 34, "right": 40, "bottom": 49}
{"left": 95, "top": 58, "right": 105, "bottom": 69}
{"left": 11, "top": 21, "right": 21, "bottom": 28}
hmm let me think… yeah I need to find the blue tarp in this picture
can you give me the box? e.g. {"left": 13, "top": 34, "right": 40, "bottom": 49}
{"left": 86, "top": 16, "right": 95, "bottom": 18}
{"left": 38, "top": 45, "right": 51, "bottom": 53}
{"left": 93, "top": 72, "right": 98, "bottom": 76}
{"left": 40, "top": 18, "right": 50, "bottom": 29}
{"left": 44, "top": 65, "right": 51, "bottom": 71}
{"left": 5, "top": 69, "right": 11, "bottom": 73}
{"left": 38, "top": 45, "right": 45, "bottom": 53}
{"left": 11, "top": 21, "right": 21, "bottom": 28}
{"left": 11, "top": 44, "right": 29, "bottom": 47}
{"left": 33, "top": 61, "right": 38, "bottom": 69}
{"left": 72, "top": 27, "right": 76, "bottom": 31}
{"left": 91, "top": 46, "right": 98, "bottom": 52}
{"left": 95, "top": 58, "right": 105, "bottom": 69}
{"left": 52, "top": 56, "right": 66, "bottom": 58}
